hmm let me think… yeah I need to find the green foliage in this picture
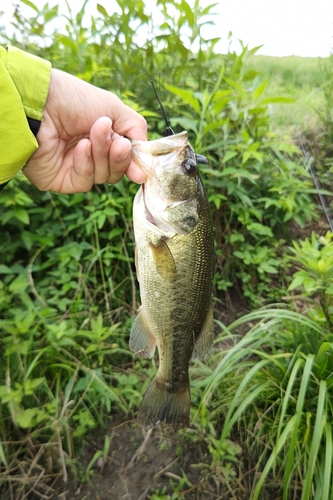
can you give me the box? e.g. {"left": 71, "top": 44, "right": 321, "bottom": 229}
{"left": 162, "top": 43, "right": 317, "bottom": 304}
{"left": 0, "top": 0, "right": 327, "bottom": 498}
{"left": 289, "top": 232, "right": 333, "bottom": 325}
{"left": 0, "top": 0, "right": 318, "bottom": 308}
{"left": 193, "top": 233, "right": 333, "bottom": 498}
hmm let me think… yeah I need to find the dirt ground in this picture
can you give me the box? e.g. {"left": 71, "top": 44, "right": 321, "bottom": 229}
{"left": 61, "top": 418, "right": 234, "bottom": 500}
{"left": 1, "top": 415, "right": 240, "bottom": 500}
{"left": 58, "top": 299, "right": 247, "bottom": 500}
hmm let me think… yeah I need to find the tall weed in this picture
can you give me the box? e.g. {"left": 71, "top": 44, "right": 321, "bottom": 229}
{"left": 195, "top": 232, "right": 333, "bottom": 499}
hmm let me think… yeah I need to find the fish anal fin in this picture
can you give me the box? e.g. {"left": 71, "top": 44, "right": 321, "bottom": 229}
{"left": 149, "top": 239, "right": 176, "bottom": 281}
{"left": 130, "top": 307, "right": 156, "bottom": 359}
{"left": 191, "top": 304, "right": 214, "bottom": 360}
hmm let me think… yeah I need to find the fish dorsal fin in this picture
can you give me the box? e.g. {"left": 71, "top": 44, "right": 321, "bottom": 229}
{"left": 149, "top": 239, "right": 176, "bottom": 281}
{"left": 130, "top": 306, "right": 156, "bottom": 359}
{"left": 191, "top": 304, "right": 214, "bottom": 360}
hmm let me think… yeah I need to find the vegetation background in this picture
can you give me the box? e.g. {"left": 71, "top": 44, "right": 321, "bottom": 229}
{"left": 0, "top": 0, "right": 333, "bottom": 499}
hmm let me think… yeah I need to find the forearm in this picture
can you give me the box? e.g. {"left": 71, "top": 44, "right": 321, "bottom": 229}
{"left": 0, "top": 46, "right": 51, "bottom": 184}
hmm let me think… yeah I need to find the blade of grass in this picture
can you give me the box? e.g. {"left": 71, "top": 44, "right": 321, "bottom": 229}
{"left": 219, "top": 359, "right": 270, "bottom": 442}
{"left": 301, "top": 380, "right": 326, "bottom": 500}
{"left": 251, "top": 414, "right": 297, "bottom": 500}
{"left": 321, "top": 421, "right": 332, "bottom": 500}
{"left": 283, "top": 355, "right": 314, "bottom": 500}
{"left": 277, "top": 357, "right": 303, "bottom": 455}
{"left": 0, "top": 439, "right": 8, "bottom": 467}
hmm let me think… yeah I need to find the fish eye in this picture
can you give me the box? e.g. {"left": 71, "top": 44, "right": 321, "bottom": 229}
{"left": 182, "top": 158, "right": 197, "bottom": 175}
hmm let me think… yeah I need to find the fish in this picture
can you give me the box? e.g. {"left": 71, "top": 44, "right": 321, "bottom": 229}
{"left": 130, "top": 130, "right": 214, "bottom": 428}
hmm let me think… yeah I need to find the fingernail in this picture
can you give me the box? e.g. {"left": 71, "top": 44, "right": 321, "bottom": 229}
{"left": 105, "top": 124, "right": 111, "bottom": 142}
{"left": 119, "top": 147, "right": 131, "bottom": 161}
{"left": 86, "top": 142, "right": 92, "bottom": 157}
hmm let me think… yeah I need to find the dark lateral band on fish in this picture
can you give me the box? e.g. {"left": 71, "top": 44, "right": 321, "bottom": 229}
{"left": 130, "top": 131, "right": 214, "bottom": 428}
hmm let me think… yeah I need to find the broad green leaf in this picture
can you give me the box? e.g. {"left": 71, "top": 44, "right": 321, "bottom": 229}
{"left": 20, "top": 0, "right": 39, "bottom": 12}
{"left": 247, "top": 223, "right": 273, "bottom": 237}
{"left": 0, "top": 386, "right": 9, "bottom": 399}
{"left": 224, "top": 78, "right": 248, "bottom": 99}
{"left": 16, "top": 408, "right": 47, "bottom": 429}
{"left": 0, "top": 265, "right": 12, "bottom": 273}
{"left": 2, "top": 210, "right": 16, "bottom": 224}
{"left": 25, "top": 378, "right": 45, "bottom": 390}
{"left": 181, "top": 0, "right": 194, "bottom": 27}
{"left": 212, "top": 98, "right": 231, "bottom": 114}
{"left": 98, "top": 213, "right": 106, "bottom": 229}
{"left": 104, "top": 207, "right": 119, "bottom": 216}
{"left": 13, "top": 207, "right": 30, "bottom": 224}
{"left": 223, "top": 151, "right": 237, "bottom": 163}
{"left": 164, "top": 84, "right": 201, "bottom": 114}
{"left": 253, "top": 81, "right": 268, "bottom": 101}
{"left": 325, "top": 285, "right": 333, "bottom": 295}
{"left": 97, "top": 3, "right": 108, "bottom": 16}
{"left": 303, "top": 277, "right": 317, "bottom": 293}
{"left": 66, "top": 242, "right": 84, "bottom": 261}
{"left": 259, "top": 97, "right": 295, "bottom": 105}
{"left": 8, "top": 275, "right": 29, "bottom": 294}
{"left": 211, "top": 90, "right": 232, "bottom": 102}
{"left": 229, "top": 233, "right": 245, "bottom": 244}
{"left": 171, "top": 117, "right": 198, "bottom": 134}
{"left": 249, "top": 44, "right": 264, "bottom": 55}
{"left": 203, "top": 119, "right": 228, "bottom": 135}
{"left": 5, "top": 340, "right": 31, "bottom": 356}
{"left": 259, "top": 262, "right": 278, "bottom": 274}
{"left": 202, "top": 2, "right": 219, "bottom": 15}
{"left": 288, "top": 275, "right": 305, "bottom": 291}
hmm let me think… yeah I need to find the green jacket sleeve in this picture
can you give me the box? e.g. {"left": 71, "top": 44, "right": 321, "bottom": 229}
{"left": 0, "top": 46, "right": 51, "bottom": 184}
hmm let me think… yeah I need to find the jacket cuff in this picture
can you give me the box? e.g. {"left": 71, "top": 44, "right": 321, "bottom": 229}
{"left": 0, "top": 46, "right": 51, "bottom": 184}
{"left": 5, "top": 46, "right": 51, "bottom": 121}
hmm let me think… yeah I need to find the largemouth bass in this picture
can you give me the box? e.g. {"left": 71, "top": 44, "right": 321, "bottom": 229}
{"left": 130, "top": 131, "right": 214, "bottom": 428}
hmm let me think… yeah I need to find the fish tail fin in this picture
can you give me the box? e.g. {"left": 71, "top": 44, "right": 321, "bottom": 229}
{"left": 137, "top": 376, "right": 190, "bottom": 428}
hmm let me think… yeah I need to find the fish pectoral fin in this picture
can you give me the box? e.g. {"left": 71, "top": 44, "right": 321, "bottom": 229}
{"left": 149, "top": 239, "right": 176, "bottom": 281}
{"left": 191, "top": 303, "right": 214, "bottom": 360}
{"left": 130, "top": 306, "right": 156, "bottom": 359}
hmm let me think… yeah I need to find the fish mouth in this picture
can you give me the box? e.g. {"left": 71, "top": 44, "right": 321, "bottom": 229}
{"left": 131, "top": 131, "right": 189, "bottom": 176}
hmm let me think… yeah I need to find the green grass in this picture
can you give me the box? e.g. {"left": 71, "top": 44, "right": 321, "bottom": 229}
{"left": 189, "top": 233, "right": 333, "bottom": 499}
{"left": 245, "top": 54, "right": 330, "bottom": 133}
{"left": 192, "top": 306, "right": 332, "bottom": 499}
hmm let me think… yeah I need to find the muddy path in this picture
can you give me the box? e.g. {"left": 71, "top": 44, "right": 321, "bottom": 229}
{"left": 61, "top": 417, "right": 235, "bottom": 500}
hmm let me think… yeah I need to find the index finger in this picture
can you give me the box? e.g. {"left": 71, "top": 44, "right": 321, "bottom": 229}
{"left": 109, "top": 99, "right": 148, "bottom": 141}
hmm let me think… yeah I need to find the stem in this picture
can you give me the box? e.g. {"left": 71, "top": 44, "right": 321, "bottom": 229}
{"left": 92, "top": 218, "right": 111, "bottom": 321}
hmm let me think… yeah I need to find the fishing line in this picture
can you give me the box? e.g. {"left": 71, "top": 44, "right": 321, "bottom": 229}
{"left": 148, "top": 76, "right": 175, "bottom": 136}
{"left": 148, "top": 77, "right": 208, "bottom": 165}
{"left": 298, "top": 134, "right": 333, "bottom": 231}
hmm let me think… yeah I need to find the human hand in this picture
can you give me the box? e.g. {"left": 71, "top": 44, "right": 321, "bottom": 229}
{"left": 23, "top": 68, "right": 148, "bottom": 193}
